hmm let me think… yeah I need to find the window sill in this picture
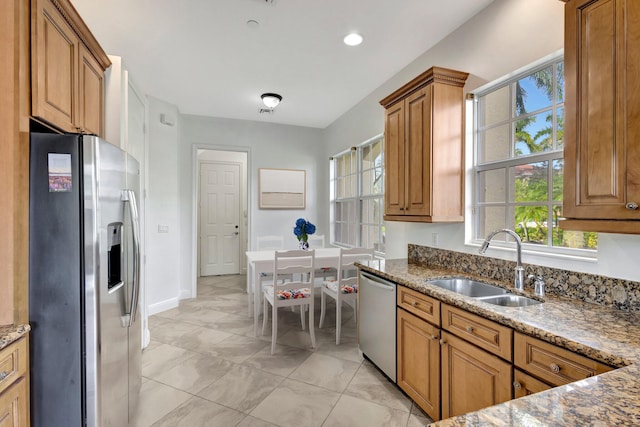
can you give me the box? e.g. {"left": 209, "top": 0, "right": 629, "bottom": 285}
{"left": 465, "top": 241, "right": 598, "bottom": 264}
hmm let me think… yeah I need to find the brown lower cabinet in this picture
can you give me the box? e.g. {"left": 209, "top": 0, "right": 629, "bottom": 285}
{"left": 441, "top": 331, "right": 512, "bottom": 418}
{"left": 397, "top": 306, "right": 512, "bottom": 421}
{"left": 395, "top": 286, "right": 617, "bottom": 422}
{"left": 397, "top": 308, "right": 441, "bottom": 420}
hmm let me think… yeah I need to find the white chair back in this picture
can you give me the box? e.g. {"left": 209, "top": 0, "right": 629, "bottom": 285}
{"left": 257, "top": 235, "right": 284, "bottom": 250}
{"left": 337, "top": 247, "right": 374, "bottom": 287}
{"left": 273, "top": 249, "right": 315, "bottom": 291}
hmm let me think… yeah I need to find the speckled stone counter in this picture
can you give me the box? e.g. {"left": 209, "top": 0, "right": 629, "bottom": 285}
{"left": 358, "top": 259, "right": 640, "bottom": 426}
{"left": 0, "top": 324, "right": 30, "bottom": 350}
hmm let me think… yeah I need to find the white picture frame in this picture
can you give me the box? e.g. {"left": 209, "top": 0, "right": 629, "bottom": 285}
{"left": 258, "top": 168, "right": 306, "bottom": 209}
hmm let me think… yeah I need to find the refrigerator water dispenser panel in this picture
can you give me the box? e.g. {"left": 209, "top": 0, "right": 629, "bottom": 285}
{"left": 108, "top": 222, "right": 124, "bottom": 291}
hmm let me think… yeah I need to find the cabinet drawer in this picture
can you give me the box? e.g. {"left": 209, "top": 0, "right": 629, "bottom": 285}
{"left": 442, "top": 304, "right": 512, "bottom": 361}
{"left": 514, "top": 332, "right": 613, "bottom": 387}
{"left": 0, "top": 338, "right": 27, "bottom": 395}
{"left": 397, "top": 286, "right": 440, "bottom": 326}
{"left": 513, "top": 369, "right": 552, "bottom": 399}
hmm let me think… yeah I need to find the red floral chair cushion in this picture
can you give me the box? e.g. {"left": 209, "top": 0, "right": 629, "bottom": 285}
{"left": 265, "top": 285, "right": 312, "bottom": 300}
{"left": 322, "top": 279, "right": 358, "bottom": 294}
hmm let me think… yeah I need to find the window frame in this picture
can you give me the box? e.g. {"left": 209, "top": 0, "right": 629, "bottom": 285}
{"left": 470, "top": 52, "right": 597, "bottom": 259}
{"left": 330, "top": 133, "right": 385, "bottom": 256}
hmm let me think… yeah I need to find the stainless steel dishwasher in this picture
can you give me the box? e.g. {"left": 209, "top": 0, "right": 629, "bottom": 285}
{"left": 359, "top": 270, "right": 397, "bottom": 382}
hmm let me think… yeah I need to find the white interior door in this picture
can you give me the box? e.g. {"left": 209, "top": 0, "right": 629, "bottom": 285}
{"left": 199, "top": 162, "right": 240, "bottom": 276}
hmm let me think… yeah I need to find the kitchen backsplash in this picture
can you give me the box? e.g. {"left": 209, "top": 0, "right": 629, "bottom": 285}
{"left": 408, "top": 244, "right": 640, "bottom": 312}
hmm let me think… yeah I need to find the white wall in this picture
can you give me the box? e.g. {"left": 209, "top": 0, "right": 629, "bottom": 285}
{"left": 179, "top": 115, "right": 326, "bottom": 297}
{"left": 321, "top": 0, "right": 640, "bottom": 283}
{"left": 146, "top": 96, "right": 181, "bottom": 313}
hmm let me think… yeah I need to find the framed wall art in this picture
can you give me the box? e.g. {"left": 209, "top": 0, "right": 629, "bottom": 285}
{"left": 258, "top": 168, "right": 306, "bottom": 209}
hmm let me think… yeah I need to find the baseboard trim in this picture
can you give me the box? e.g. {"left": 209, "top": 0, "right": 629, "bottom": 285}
{"left": 148, "top": 297, "right": 179, "bottom": 316}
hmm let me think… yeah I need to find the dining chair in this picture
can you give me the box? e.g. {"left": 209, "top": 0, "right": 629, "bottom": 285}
{"left": 307, "top": 234, "right": 336, "bottom": 282}
{"left": 251, "top": 235, "right": 287, "bottom": 315}
{"left": 319, "top": 247, "right": 374, "bottom": 345}
{"left": 257, "top": 236, "right": 289, "bottom": 288}
{"left": 262, "top": 249, "right": 316, "bottom": 354}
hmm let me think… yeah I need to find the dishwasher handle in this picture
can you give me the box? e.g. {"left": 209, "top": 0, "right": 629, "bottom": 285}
{"left": 360, "top": 271, "right": 396, "bottom": 291}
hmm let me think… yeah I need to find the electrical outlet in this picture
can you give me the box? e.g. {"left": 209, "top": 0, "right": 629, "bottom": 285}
{"left": 432, "top": 232, "right": 439, "bottom": 247}
{"left": 158, "top": 225, "right": 169, "bottom": 233}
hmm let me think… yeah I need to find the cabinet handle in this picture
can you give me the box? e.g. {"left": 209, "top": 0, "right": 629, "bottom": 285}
{"left": 400, "top": 207, "right": 405, "bottom": 211}
{"left": 513, "top": 381, "right": 522, "bottom": 390}
{"left": 550, "top": 363, "right": 561, "bottom": 373}
{"left": 439, "top": 338, "right": 447, "bottom": 345}
{"left": 466, "top": 326, "right": 474, "bottom": 333}
{"left": 626, "top": 202, "right": 638, "bottom": 211}
{"left": 430, "top": 335, "right": 438, "bottom": 340}
{"left": 0, "top": 371, "right": 7, "bottom": 381}
{"left": 411, "top": 301, "right": 419, "bottom": 307}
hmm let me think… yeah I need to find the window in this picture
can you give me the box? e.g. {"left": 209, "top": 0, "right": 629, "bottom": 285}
{"left": 330, "top": 135, "right": 385, "bottom": 253}
{"left": 473, "top": 56, "right": 597, "bottom": 253}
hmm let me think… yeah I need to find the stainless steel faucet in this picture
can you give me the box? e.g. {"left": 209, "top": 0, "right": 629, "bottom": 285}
{"left": 478, "top": 228, "right": 524, "bottom": 292}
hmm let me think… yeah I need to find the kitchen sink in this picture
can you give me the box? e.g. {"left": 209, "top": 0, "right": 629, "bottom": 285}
{"left": 426, "top": 277, "right": 509, "bottom": 298}
{"left": 476, "top": 294, "right": 542, "bottom": 307}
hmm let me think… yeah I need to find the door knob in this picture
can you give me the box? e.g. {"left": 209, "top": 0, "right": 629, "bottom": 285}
{"left": 626, "top": 202, "right": 638, "bottom": 211}
{"left": 513, "top": 381, "right": 522, "bottom": 390}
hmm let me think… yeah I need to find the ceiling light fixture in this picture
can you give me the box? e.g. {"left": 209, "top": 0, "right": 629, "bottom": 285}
{"left": 343, "top": 32, "right": 363, "bottom": 46}
{"left": 261, "top": 93, "right": 282, "bottom": 108}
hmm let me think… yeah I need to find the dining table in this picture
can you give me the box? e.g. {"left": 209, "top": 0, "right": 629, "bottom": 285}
{"left": 245, "top": 247, "right": 342, "bottom": 336}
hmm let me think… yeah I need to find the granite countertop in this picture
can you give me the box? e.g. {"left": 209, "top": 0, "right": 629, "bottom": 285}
{"left": 0, "top": 324, "right": 30, "bottom": 351}
{"left": 359, "top": 259, "right": 640, "bottom": 426}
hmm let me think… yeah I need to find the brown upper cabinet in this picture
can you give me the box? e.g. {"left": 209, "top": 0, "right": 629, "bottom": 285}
{"left": 380, "top": 67, "right": 468, "bottom": 222}
{"left": 561, "top": 0, "right": 640, "bottom": 234}
{"left": 32, "top": 0, "right": 110, "bottom": 137}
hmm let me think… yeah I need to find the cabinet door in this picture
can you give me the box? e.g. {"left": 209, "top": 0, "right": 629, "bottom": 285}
{"left": 78, "top": 43, "right": 104, "bottom": 137}
{"left": 384, "top": 101, "right": 405, "bottom": 216}
{"left": 0, "top": 378, "right": 28, "bottom": 427}
{"left": 441, "top": 331, "right": 512, "bottom": 419}
{"left": 513, "top": 369, "right": 551, "bottom": 399}
{"left": 32, "top": 0, "right": 78, "bottom": 133}
{"left": 397, "top": 308, "right": 440, "bottom": 420}
{"left": 564, "top": 0, "right": 640, "bottom": 221}
{"left": 404, "top": 87, "right": 432, "bottom": 216}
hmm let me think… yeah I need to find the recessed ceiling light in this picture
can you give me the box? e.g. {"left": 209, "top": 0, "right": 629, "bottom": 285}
{"left": 343, "top": 32, "right": 363, "bottom": 46}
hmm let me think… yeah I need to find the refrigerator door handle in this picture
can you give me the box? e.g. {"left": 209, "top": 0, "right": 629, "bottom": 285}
{"left": 122, "top": 189, "right": 141, "bottom": 327}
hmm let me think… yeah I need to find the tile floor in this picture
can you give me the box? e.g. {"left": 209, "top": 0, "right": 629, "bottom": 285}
{"left": 132, "top": 274, "right": 433, "bottom": 427}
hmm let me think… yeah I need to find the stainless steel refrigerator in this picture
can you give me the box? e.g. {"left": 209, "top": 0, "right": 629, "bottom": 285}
{"left": 29, "top": 132, "right": 142, "bottom": 427}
